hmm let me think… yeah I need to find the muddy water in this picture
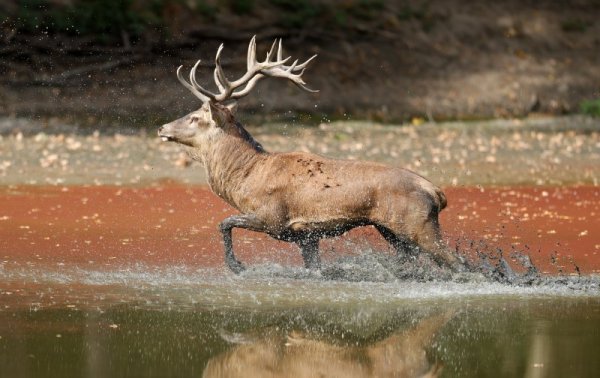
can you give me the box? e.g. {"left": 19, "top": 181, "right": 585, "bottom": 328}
{"left": 1, "top": 282, "right": 599, "bottom": 377}
{"left": 1, "top": 185, "right": 598, "bottom": 273}
{"left": 1, "top": 185, "right": 600, "bottom": 377}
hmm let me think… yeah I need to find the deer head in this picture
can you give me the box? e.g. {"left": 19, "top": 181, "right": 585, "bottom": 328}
{"left": 158, "top": 36, "right": 317, "bottom": 148}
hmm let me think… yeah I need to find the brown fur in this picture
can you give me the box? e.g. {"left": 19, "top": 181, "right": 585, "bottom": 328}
{"left": 158, "top": 102, "right": 460, "bottom": 273}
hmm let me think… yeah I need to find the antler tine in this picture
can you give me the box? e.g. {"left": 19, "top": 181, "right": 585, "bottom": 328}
{"left": 213, "top": 43, "right": 228, "bottom": 92}
{"left": 265, "top": 38, "right": 278, "bottom": 62}
{"left": 276, "top": 39, "right": 283, "bottom": 61}
{"left": 213, "top": 43, "right": 229, "bottom": 93}
{"left": 230, "top": 73, "right": 265, "bottom": 99}
{"left": 177, "top": 64, "right": 211, "bottom": 102}
{"left": 260, "top": 39, "right": 319, "bottom": 93}
{"left": 295, "top": 80, "right": 319, "bottom": 93}
{"left": 274, "top": 38, "right": 317, "bottom": 72}
{"left": 189, "top": 60, "right": 219, "bottom": 101}
{"left": 228, "top": 53, "right": 289, "bottom": 89}
{"left": 287, "top": 59, "right": 299, "bottom": 72}
{"left": 247, "top": 36, "right": 257, "bottom": 71}
{"left": 265, "top": 66, "right": 319, "bottom": 93}
{"left": 274, "top": 39, "right": 316, "bottom": 71}
{"left": 189, "top": 60, "right": 203, "bottom": 89}
{"left": 293, "top": 54, "right": 317, "bottom": 71}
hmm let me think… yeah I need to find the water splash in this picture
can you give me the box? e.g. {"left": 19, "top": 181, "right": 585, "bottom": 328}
{"left": 3, "top": 252, "right": 599, "bottom": 314}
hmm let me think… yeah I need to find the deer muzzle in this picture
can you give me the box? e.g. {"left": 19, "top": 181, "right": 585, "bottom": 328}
{"left": 157, "top": 125, "right": 176, "bottom": 142}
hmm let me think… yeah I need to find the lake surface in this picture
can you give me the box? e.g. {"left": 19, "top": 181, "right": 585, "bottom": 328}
{"left": 1, "top": 273, "right": 600, "bottom": 378}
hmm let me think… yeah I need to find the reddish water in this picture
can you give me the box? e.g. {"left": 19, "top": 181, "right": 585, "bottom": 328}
{"left": 1, "top": 185, "right": 598, "bottom": 274}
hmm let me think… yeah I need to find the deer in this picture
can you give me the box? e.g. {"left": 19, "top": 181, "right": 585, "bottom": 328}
{"left": 158, "top": 36, "right": 463, "bottom": 274}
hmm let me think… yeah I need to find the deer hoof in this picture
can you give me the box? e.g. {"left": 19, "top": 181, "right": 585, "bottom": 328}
{"left": 305, "top": 263, "right": 321, "bottom": 271}
{"left": 227, "top": 259, "right": 246, "bottom": 274}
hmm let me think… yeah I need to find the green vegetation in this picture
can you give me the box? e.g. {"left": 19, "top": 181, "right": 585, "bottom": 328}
{"left": 15, "top": 0, "right": 165, "bottom": 43}
{"left": 229, "top": 0, "right": 255, "bottom": 15}
{"left": 580, "top": 99, "right": 600, "bottom": 117}
{"left": 561, "top": 19, "right": 591, "bottom": 33}
{"left": 7, "top": 0, "right": 402, "bottom": 43}
{"left": 348, "top": 0, "right": 385, "bottom": 20}
{"left": 270, "top": 0, "right": 323, "bottom": 28}
{"left": 195, "top": 0, "right": 218, "bottom": 19}
{"left": 268, "top": 0, "right": 390, "bottom": 31}
{"left": 397, "top": 3, "right": 436, "bottom": 32}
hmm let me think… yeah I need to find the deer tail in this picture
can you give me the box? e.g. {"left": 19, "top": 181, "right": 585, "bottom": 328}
{"left": 435, "top": 188, "right": 447, "bottom": 211}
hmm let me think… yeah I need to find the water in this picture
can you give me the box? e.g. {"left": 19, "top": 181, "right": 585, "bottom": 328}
{"left": 1, "top": 263, "right": 600, "bottom": 378}
{"left": 1, "top": 185, "right": 599, "bottom": 376}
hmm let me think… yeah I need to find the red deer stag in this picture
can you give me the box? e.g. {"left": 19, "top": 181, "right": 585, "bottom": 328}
{"left": 158, "top": 36, "right": 462, "bottom": 274}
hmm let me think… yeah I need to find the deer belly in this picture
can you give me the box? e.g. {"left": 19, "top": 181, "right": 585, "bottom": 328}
{"left": 286, "top": 217, "right": 370, "bottom": 238}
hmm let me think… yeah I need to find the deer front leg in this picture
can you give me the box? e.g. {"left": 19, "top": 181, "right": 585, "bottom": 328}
{"left": 219, "top": 214, "right": 267, "bottom": 274}
{"left": 297, "top": 238, "right": 321, "bottom": 270}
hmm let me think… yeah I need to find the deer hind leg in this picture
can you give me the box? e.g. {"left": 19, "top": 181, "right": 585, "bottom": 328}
{"left": 374, "top": 225, "right": 419, "bottom": 262}
{"left": 219, "top": 214, "right": 267, "bottom": 274}
{"left": 411, "top": 215, "right": 464, "bottom": 271}
{"left": 378, "top": 214, "right": 462, "bottom": 271}
{"left": 297, "top": 237, "right": 321, "bottom": 270}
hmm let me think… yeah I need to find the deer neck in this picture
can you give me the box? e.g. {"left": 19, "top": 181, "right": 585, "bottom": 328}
{"left": 190, "top": 123, "right": 266, "bottom": 207}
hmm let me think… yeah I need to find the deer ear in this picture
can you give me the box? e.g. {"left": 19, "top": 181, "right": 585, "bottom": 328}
{"left": 224, "top": 101, "right": 238, "bottom": 115}
{"left": 198, "top": 102, "right": 215, "bottom": 126}
{"left": 207, "top": 102, "right": 228, "bottom": 127}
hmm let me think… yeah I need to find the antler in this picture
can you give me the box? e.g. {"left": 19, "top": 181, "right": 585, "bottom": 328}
{"left": 176, "top": 36, "right": 318, "bottom": 103}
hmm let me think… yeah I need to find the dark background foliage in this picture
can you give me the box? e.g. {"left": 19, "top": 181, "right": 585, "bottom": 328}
{"left": 1, "top": 0, "right": 599, "bottom": 122}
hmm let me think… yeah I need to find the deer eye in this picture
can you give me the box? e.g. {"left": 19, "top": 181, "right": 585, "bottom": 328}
{"left": 190, "top": 116, "right": 199, "bottom": 124}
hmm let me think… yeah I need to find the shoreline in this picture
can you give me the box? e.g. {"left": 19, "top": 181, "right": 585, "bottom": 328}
{"left": 1, "top": 115, "right": 599, "bottom": 187}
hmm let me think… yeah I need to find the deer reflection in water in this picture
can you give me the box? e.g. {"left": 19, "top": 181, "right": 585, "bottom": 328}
{"left": 203, "top": 312, "right": 453, "bottom": 378}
